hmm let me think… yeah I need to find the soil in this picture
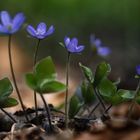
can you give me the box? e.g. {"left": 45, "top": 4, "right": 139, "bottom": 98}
{"left": 1, "top": 103, "right": 140, "bottom": 140}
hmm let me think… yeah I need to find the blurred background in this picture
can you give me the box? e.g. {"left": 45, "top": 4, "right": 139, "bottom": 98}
{"left": 0, "top": 0, "right": 140, "bottom": 108}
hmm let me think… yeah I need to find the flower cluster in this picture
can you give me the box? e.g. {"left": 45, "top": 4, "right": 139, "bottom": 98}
{"left": 0, "top": 11, "right": 85, "bottom": 54}
{"left": 90, "top": 34, "right": 111, "bottom": 57}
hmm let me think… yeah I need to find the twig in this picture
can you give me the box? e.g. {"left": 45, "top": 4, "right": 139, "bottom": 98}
{"left": 93, "top": 88, "right": 106, "bottom": 111}
{"left": 88, "top": 102, "right": 100, "bottom": 118}
{"left": 40, "top": 94, "right": 53, "bottom": 131}
{"left": 127, "top": 80, "right": 140, "bottom": 119}
{"left": 0, "top": 108, "right": 17, "bottom": 123}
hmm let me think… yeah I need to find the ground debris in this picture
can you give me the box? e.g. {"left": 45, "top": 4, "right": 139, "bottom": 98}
{"left": 2, "top": 126, "right": 47, "bottom": 140}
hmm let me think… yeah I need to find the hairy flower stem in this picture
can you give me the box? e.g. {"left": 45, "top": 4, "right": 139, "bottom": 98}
{"left": 65, "top": 52, "right": 71, "bottom": 128}
{"left": 33, "top": 39, "right": 41, "bottom": 120}
{"left": 88, "top": 102, "right": 100, "bottom": 118}
{"left": 1, "top": 108, "right": 17, "bottom": 123}
{"left": 93, "top": 88, "right": 106, "bottom": 111}
{"left": 97, "top": 88, "right": 106, "bottom": 109}
{"left": 88, "top": 102, "right": 112, "bottom": 118}
{"left": 34, "top": 39, "right": 40, "bottom": 64}
{"left": 8, "top": 35, "right": 29, "bottom": 122}
{"left": 84, "top": 75, "right": 106, "bottom": 112}
{"left": 128, "top": 80, "right": 140, "bottom": 119}
{"left": 40, "top": 94, "right": 53, "bottom": 131}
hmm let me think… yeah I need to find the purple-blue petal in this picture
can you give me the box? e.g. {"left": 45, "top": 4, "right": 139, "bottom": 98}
{"left": 64, "top": 36, "right": 70, "bottom": 46}
{"left": 97, "top": 47, "right": 111, "bottom": 56}
{"left": 71, "top": 38, "right": 78, "bottom": 46}
{"left": 36, "top": 35, "right": 46, "bottom": 39}
{"left": 136, "top": 65, "right": 140, "bottom": 75}
{"left": 66, "top": 42, "right": 76, "bottom": 53}
{"left": 75, "top": 45, "right": 85, "bottom": 53}
{"left": 90, "top": 34, "right": 96, "bottom": 45}
{"left": 0, "top": 24, "right": 8, "bottom": 33}
{"left": 44, "top": 25, "right": 54, "bottom": 36}
{"left": 94, "top": 39, "right": 101, "bottom": 47}
{"left": 27, "top": 25, "right": 36, "bottom": 37}
{"left": 37, "top": 22, "right": 46, "bottom": 35}
{"left": 90, "top": 34, "right": 101, "bottom": 47}
{"left": 0, "top": 11, "right": 11, "bottom": 26}
{"left": 12, "top": 13, "right": 25, "bottom": 33}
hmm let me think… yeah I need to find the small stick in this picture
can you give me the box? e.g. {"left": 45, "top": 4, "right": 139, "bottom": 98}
{"left": 40, "top": 94, "right": 53, "bottom": 131}
{"left": 0, "top": 108, "right": 17, "bottom": 123}
{"left": 94, "top": 88, "right": 106, "bottom": 111}
{"left": 127, "top": 80, "right": 140, "bottom": 119}
{"left": 88, "top": 102, "right": 100, "bottom": 118}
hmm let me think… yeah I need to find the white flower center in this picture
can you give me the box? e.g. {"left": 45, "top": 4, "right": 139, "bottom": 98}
{"left": 36, "top": 28, "right": 45, "bottom": 35}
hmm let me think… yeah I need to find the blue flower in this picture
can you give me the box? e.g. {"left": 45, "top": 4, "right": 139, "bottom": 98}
{"left": 90, "top": 35, "right": 101, "bottom": 48}
{"left": 97, "top": 47, "right": 111, "bottom": 57}
{"left": 90, "top": 34, "right": 111, "bottom": 57}
{"left": 136, "top": 65, "right": 140, "bottom": 75}
{"left": 27, "top": 22, "right": 54, "bottom": 39}
{"left": 0, "top": 11, "right": 25, "bottom": 34}
{"left": 64, "top": 37, "right": 85, "bottom": 53}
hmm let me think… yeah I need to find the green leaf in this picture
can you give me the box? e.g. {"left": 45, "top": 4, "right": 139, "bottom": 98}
{"left": 137, "top": 90, "right": 140, "bottom": 96}
{"left": 25, "top": 56, "right": 66, "bottom": 94}
{"left": 118, "top": 89, "right": 134, "bottom": 100}
{"left": 94, "top": 62, "right": 111, "bottom": 87}
{"left": 79, "top": 63, "right": 94, "bottom": 83}
{"left": 69, "top": 95, "right": 81, "bottom": 119}
{"left": 25, "top": 73, "right": 37, "bottom": 90}
{"left": 136, "top": 96, "right": 140, "bottom": 104}
{"left": 98, "top": 78, "right": 120, "bottom": 105}
{"left": 113, "top": 77, "right": 121, "bottom": 85}
{"left": 98, "top": 78, "right": 117, "bottom": 97}
{"left": 110, "top": 90, "right": 134, "bottom": 105}
{"left": 35, "top": 56, "right": 57, "bottom": 80}
{"left": 0, "top": 78, "right": 13, "bottom": 98}
{"left": 135, "top": 75, "right": 140, "bottom": 79}
{"left": 0, "top": 97, "right": 18, "bottom": 108}
{"left": 98, "top": 80, "right": 134, "bottom": 105}
{"left": 109, "top": 94, "right": 124, "bottom": 105}
{"left": 59, "top": 42, "right": 65, "bottom": 48}
{"left": 81, "top": 81, "right": 95, "bottom": 104}
{"left": 39, "top": 81, "right": 66, "bottom": 93}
